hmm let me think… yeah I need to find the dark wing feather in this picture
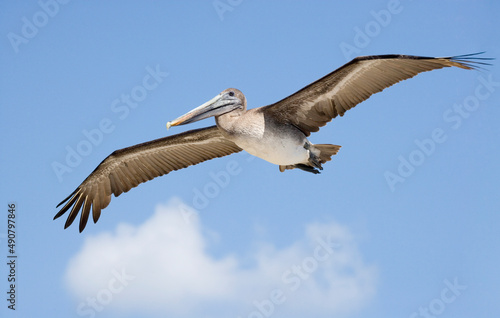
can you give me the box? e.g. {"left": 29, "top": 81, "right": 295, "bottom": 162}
{"left": 54, "top": 126, "right": 242, "bottom": 232}
{"left": 261, "top": 53, "right": 490, "bottom": 136}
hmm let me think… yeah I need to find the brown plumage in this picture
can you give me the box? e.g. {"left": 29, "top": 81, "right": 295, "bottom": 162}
{"left": 261, "top": 54, "right": 487, "bottom": 136}
{"left": 55, "top": 126, "right": 242, "bottom": 232}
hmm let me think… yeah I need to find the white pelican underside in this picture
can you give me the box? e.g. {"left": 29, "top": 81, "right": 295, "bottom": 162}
{"left": 216, "top": 108, "right": 310, "bottom": 166}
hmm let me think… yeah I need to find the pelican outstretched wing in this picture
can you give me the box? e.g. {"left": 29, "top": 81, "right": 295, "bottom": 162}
{"left": 54, "top": 126, "right": 242, "bottom": 232}
{"left": 262, "top": 53, "right": 490, "bottom": 136}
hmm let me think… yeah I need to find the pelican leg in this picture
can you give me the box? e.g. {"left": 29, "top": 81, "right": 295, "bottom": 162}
{"left": 308, "top": 154, "right": 323, "bottom": 170}
{"left": 304, "top": 142, "right": 323, "bottom": 170}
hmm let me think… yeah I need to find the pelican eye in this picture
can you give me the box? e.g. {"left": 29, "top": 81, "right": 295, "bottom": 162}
{"left": 228, "top": 91, "right": 235, "bottom": 97}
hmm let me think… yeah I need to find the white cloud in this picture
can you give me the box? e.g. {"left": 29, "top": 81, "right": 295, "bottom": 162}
{"left": 66, "top": 198, "right": 377, "bottom": 318}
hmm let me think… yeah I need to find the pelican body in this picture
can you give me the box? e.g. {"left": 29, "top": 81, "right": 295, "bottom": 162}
{"left": 167, "top": 91, "right": 339, "bottom": 173}
{"left": 55, "top": 53, "right": 490, "bottom": 232}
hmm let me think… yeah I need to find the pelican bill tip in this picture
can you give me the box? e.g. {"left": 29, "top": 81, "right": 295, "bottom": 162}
{"left": 166, "top": 121, "right": 172, "bottom": 130}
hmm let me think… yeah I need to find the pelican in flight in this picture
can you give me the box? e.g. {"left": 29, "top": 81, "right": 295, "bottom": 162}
{"left": 55, "top": 53, "right": 488, "bottom": 232}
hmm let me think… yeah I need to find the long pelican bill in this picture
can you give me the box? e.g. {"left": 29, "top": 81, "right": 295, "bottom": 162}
{"left": 167, "top": 94, "right": 222, "bottom": 129}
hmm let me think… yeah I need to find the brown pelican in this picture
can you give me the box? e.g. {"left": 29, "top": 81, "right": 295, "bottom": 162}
{"left": 55, "top": 53, "right": 489, "bottom": 232}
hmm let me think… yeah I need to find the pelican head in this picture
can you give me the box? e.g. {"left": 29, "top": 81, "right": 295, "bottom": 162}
{"left": 167, "top": 88, "right": 245, "bottom": 129}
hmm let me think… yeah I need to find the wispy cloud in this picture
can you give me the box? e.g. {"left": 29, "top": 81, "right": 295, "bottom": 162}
{"left": 65, "top": 198, "right": 376, "bottom": 317}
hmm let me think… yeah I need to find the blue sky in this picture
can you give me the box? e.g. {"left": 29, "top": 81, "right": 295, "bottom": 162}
{"left": 1, "top": 1, "right": 499, "bottom": 317}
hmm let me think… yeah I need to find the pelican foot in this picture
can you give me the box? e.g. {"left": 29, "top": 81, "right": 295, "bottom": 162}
{"left": 308, "top": 153, "right": 324, "bottom": 170}
{"left": 304, "top": 141, "right": 323, "bottom": 170}
{"left": 294, "top": 164, "right": 321, "bottom": 174}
